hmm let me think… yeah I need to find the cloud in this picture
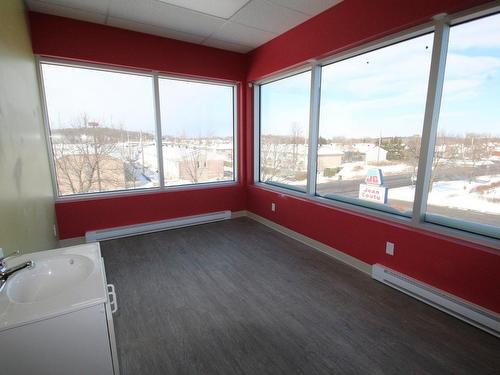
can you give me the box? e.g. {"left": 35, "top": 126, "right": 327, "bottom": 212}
{"left": 449, "top": 13, "right": 500, "bottom": 51}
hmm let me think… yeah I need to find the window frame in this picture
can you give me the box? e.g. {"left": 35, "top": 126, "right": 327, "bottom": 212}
{"left": 253, "top": 3, "right": 500, "bottom": 248}
{"left": 37, "top": 57, "right": 239, "bottom": 201}
{"left": 256, "top": 68, "right": 313, "bottom": 191}
{"left": 157, "top": 74, "right": 238, "bottom": 189}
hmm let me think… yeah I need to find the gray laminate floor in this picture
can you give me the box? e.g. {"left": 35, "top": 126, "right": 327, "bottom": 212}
{"left": 101, "top": 217, "right": 500, "bottom": 375}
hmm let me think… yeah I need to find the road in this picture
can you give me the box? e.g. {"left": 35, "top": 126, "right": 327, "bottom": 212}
{"left": 317, "top": 162, "right": 500, "bottom": 196}
{"left": 317, "top": 174, "right": 412, "bottom": 195}
{"left": 315, "top": 163, "right": 500, "bottom": 228}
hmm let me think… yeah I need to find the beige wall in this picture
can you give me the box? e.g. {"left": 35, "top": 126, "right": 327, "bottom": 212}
{"left": 0, "top": 0, "right": 57, "bottom": 254}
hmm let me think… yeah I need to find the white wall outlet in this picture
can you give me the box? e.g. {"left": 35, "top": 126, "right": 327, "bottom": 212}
{"left": 386, "top": 241, "right": 395, "bottom": 256}
{"left": 271, "top": 202, "right": 276, "bottom": 212}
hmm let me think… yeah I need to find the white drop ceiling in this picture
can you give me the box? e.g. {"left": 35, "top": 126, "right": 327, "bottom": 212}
{"left": 24, "top": 0, "right": 343, "bottom": 53}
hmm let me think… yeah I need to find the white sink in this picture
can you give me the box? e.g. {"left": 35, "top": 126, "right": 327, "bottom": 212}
{"left": 7, "top": 254, "right": 95, "bottom": 303}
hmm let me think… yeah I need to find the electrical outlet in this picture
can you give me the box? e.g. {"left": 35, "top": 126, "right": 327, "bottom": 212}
{"left": 386, "top": 241, "right": 395, "bottom": 256}
{"left": 271, "top": 202, "right": 276, "bottom": 212}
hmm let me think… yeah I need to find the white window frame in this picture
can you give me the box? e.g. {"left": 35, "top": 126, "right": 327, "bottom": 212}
{"left": 255, "top": 67, "right": 313, "bottom": 192}
{"left": 37, "top": 57, "right": 239, "bottom": 201}
{"left": 253, "top": 3, "right": 500, "bottom": 248}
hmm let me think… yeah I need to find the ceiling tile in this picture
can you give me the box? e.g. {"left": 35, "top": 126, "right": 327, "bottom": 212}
{"left": 109, "top": 0, "right": 225, "bottom": 38}
{"left": 37, "top": 0, "right": 110, "bottom": 14}
{"left": 231, "top": 0, "right": 308, "bottom": 34}
{"left": 211, "top": 21, "right": 276, "bottom": 47}
{"left": 158, "top": 0, "right": 249, "bottom": 19}
{"left": 26, "top": 0, "right": 107, "bottom": 24}
{"left": 202, "top": 38, "right": 253, "bottom": 53}
{"left": 267, "top": 0, "right": 343, "bottom": 16}
{"left": 107, "top": 16, "right": 205, "bottom": 44}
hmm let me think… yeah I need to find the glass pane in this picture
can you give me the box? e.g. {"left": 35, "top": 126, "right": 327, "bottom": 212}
{"left": 426, "top": 14, "right": 500, "bottom": 235}
{"left": 260, "top": 71, "right": 311, "bottom": 191}
{"left": 41, "top": 64, "right": 158, "bottom": 196}
{"left": 317, "top": 34, "right": 434, "bottom": 215}
{"left": 158, "top": 79, "right": 234, "bottom": 186}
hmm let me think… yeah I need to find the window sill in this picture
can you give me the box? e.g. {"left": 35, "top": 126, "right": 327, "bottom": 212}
{"left": 55, "top": 180, "right": 240, "bottom": 203}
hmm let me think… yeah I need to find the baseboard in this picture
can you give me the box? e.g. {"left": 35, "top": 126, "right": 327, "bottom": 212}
{"left": 373, "top": 264, "right": 500, "bottom": 337}
{"left": 59, "top": 210, "right": 247, "bottom": 246}
{"left": 231, "top": 210, "right": 248, "bottom": 218}
{"left": 85, "top": 211, "right": 232, "bottom": 242}
{"left": 245, "top": 211, "right": 372, "bottom": 275}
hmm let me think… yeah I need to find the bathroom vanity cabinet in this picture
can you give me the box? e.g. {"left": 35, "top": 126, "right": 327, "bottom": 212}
{"left": 0, "top": 244, "right": 119, "bottom": 375}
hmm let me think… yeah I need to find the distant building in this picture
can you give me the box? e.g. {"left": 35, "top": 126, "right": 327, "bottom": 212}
{"left": 163, "top": 145, "right": 225, "bottom": 183}
{"left": 352, "top": 143, "right": 388, "bottom": 163}
{"left": 317, "top": 145, "right": 343, "bottom": 173}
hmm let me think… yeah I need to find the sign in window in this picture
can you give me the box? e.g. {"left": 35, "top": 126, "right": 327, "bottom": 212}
{"left": 316, "top": 33, "right": 434, "bottom": 216}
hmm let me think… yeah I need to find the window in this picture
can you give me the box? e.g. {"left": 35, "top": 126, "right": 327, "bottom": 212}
{"left": 41, "top": 63, "right": 158, "bottom": 196}
{"left": 40, "top": 61, "right": 237, "bottom": 197}
{"left": 259, "top": 70, "right": 311, "bottom": 191}
{"left": 158, "top": 78, "right": 235, "bottom": 186}
{"left": 255, "top": 7, "right": 500, "bottom": 241}
{"left": 425, "top": 13, "right": 500, "bottom": 236}
{"left": 317, "top": 34, "right": 434, "bottom": 215}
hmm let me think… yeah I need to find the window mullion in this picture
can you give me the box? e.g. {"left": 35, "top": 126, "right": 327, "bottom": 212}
{"left": 306, "top": 65, "right": 321, "bottom": 196}
{"left": 153, "top": 73, "right": 165, "bottom": 189}
{"left": 253, "top": 84, "right": 261, "bottom": 183}
{"left": 36, "top": 57, "right": 60, "bottom": 199}
{"left": 412, "top": 17, "right": 450, "bottom": 225}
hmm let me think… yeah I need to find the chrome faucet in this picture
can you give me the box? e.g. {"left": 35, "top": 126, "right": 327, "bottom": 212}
{"left": 0, "top": 251, "right": 34, "bottom": 293}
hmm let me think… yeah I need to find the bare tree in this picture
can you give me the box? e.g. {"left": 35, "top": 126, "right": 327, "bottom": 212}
{"left": 179, "top": 132, "right": 212, "bottom": 184}
{"left": 404, "top": 135, "right": 420, "bottom": 186}
{"left": 260, "top": 137, "right": 286, "bottom": 182}
{"left": 465, "top": 133, "right": 489, "bottom": 182}
{"left": 181, "top": 147, "right": 207, "bottom": 183}
{"left": 52, "top": 115, "right": 124, "bottom": 195}
{"left": 289, "top": 122, "right": 304, "bottom": 174}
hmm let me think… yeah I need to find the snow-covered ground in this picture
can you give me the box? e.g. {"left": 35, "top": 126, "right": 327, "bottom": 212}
{"left": 389, "top": 175, "right": 500, "bottom": 214}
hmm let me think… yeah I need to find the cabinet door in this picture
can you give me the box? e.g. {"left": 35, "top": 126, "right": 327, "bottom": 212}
{"left": 0, "top": 304, "right": 114, "bottom": 375}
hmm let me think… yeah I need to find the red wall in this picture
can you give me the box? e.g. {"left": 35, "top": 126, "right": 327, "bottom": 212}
{"left": 245, "top": 0, "right": 500, "bottom": 313}
{"left": 29, "top": 12, "right": 247, "bottom": 82}
{"left": 56, "top": 185, "right": 245, "bottom": 239}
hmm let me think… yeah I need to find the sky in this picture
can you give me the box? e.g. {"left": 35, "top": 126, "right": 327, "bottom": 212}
{"left": 42, "top": 64, "right": 234, "bottom": 138}
{"left": 159, "top": 78, "right": 233, "bottom": 138}
{"left": 42, "top": 13, "right": 500, "bottom": 140}
{"left": 260, "top": 70, "right": 311, "bottom": 138}
{"left": 439, "top": 13, "right": 500, "bottom": 137}
{"left": 261, "top": 13, "right": 500, "bottom": 139}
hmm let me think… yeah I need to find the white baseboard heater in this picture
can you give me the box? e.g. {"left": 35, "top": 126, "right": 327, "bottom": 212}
{"left": 85, "top": 210, "right": 231, "bottom": 243}
{"left": 372, "top": 264, "right": 500, "bottom": 338}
